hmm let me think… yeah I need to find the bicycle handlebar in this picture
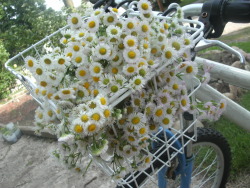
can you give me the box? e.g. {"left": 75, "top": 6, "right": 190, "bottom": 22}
{"left": 224, "top": 1, "right": 250, "bottom": 23}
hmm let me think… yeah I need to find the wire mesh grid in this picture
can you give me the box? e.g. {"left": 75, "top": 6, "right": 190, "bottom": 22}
{"left": 5, "top": 7, "right": 204, "bottom": 188}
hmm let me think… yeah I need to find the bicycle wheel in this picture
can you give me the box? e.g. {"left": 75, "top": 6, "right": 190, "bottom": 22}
{"left": 167, "top": 127, "right": 231, "bottom": 188}
{"left": 189, "top": 127, "right": 231, "bottom": 188}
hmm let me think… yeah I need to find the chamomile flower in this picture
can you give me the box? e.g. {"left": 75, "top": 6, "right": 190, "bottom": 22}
{"left": 169, "top": 36, "right": 184, "bottom": 52}
{"left": 47, "top": 72, "right": 63, "bottom": 87}
{"left": 85, "top": 16, "right": 100, "bottom": 32}
{"left": 35, "top": 107, "right": 44, "bottom": 123}
{"left": 99, "top": 74, "right": 112, "bottom": 87}
{"left": 157, "top": 92, "right": 171, "bottom": 105}
{"left": 114, "top": 74, "right": 126, "bottom": 86}
{"left": 106, "top": 25, "right": 122, "bottom": 38}
{"left": 123, "top": 64, "right": 138, "bottom": 76}
{"left": 108, "top": 81, "right": 121, "bottom": 95}
{"left": 103, "top": 12, "right": 117, "bottom": 26}
{"left": 58, "top": 88, "right": 76, "bottom": 100}
{"left": 137, "top": 126, "right": 148, "bottom": 137}
{"left": 90, "top": 109, "right": 105, "bottom": 125}
{"left": 44, "top": 104, "right": 57, "bottom": 122}
{"left": 76, "top": 85, "right": 89, "bottom": 99}
{"left": 102, "top": 106, "right": 113, "bottom": 120}
{"left": 85, "top": 121, "right": 100, "bottom": 136}
{"left": 144, "top": 102, "right": 155, "bottom": 117}
{"left": 153, "top": 105, "right": 165, "bottom": 120}
{"left": 140, "top": 40, "right": 150, "bottom": 53}
{"left": 138, "top": 66, "right": 148, "bottom": 78}
{"left": 108, "top": 65, "right": 121, "bottom": 75}
{"left": 32, "top": 64, "right": 46, "bottom": 80}
{"left": 161, "top": 47, "right": 177, "bottom": 64}
{"left": 40, "top": 54, "right": 53, "bottom": 68}
{"left": 111, "top": 52, "right": 123, "bottom": 65}
{"left": 123, "top": 35, "right": 138, "bottom": 49}
{"left": 24, "top": 56, "right": 37, "bottom": 71}
{"left": 122, "top": 145, "right": 134, "bottom": 158}
{"left": 139, "top": 21, "right": 151, "bottom": 37}
{"left": 126, "top": 134, "right": 139, "bottom": 145}
{"left": 76, "top": 65, "right": 90, "bottom": 81}
{"left": 127, "top": 112, "right": 146, "bottom": 130}
{"left": 217, "top": 99, "right": 227, "bottom": 116}
{"left": 53, "top": 55, "right": 70, "bottom": 70}
{"left": 159, "top": 114, "right": 174, "bottom": 129}
{"left": 156, "top": 33, "right": 167, "bottom": 45}
{"left": 96, "top": 94, "right": 109, "bottom": 106}
{"left": 83, "top": 32, "right": 97, "bottom": 45}
{"left": 180, "top": 95, "right": 190, "bottom": 111}
{"left": 94, "top": 43, "right": 112, "bottom": 60}
{"left": 140, "top": 11, "right": 154, "bottom": 21}
{"left": 138, "top": 0, "right": 152, "bottom": 13}
{"left": 72, "top": 52, "right": 87, "bottom": 66}
{"left": 71, "top": 119, "right": 84, "bottom": 134}
{"left": 87, "top": 100, "right": 99, "bottom": 110}
{"left": 148, "top": 122, "right": 160, "bottom": 133}
{"left": 129, "top": 75, "right": 145, "bottom": 91}
{"left": 91, "top": 8, "right": 104, "bottom": 18}
{"left": 79, "top": 111, "right": 90, "bottom": 123}
{"left": 182, "top": 61, "right": 198, "bottom": 77}
{"left": 123, "top": 18, "right": 138, "bottom": 33}
{"left": 67, "top": 13, "right": 82, "bottom": 29}
{"left": 169, "top": 78, "right": 182, "bottom": 95}
{"left": 123, "top": 48, "right": 140, "bottom": 64}
{"left": 89, "top": 62, "right": 103, "bottom": 77}
{"left": 131, "top": 96, "right": 145, "bottom": 109}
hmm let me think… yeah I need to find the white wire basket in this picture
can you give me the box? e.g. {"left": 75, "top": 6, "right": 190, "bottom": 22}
{"left": 5, "top": 4, "right": 204, "bottom": 188}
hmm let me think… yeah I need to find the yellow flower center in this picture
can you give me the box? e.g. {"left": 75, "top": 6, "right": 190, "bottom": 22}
{"left": 62, "top": 90, "right": 71, "bottom": 95}
{"left": 93, "top": 89, "right": 99, "bottom": 97}
{"left": 111, "top": 29, "right": 118, "bottom": 35}
{"left": 71, "top": 17, "right": 79, "bottom": 24}
{"left": 164, "top": 23, "right": 169, "bottom": 30}
{"left": 112, "top": 8, "right": 118, "bottom": 13}
{"left": 162, "top": 118, "right": 170, "bottom": 125}
{"left": 107, "top": 16, "right": 114, "bottom": 23}
{"left": 139, "top": 127, "right": 146, "bottom": 135}
{"left": 88, "top": 124, "right": 97, "bottom": 132}
{"left": 93, "top": 66, "right": 101, "bottom": 73}
{"left": 127, "top": 39, "right": 135, "bottom": 47}
{"left": 172, "top": 42, "right": 181, "bottom": 51}
{"left": 40, "top": 81, "right": 47, "bottom": 87}
{"left": 155, "top": 109, "right": 163, "bottom": 117}
{"left": 131, "top": 117, "right": 140, "bottom": 124}
{"left": 144, "top": 13, "right": 150, "bottom": 18}
{"left": 87, "top": 36, "right": 93, "bottom": 42}
{"left": 165, "top": 51, "right": 172, "bottom": 59}
{"left": 113, "top": 55, "right": 119, "bottom": 62}
{"left": 127, "top": 106, "right": 133, "bottom": 114}
{"left": 66, "top": 52, "right": 72, "bottom": 57}
{"left": 134, "top": 99, "right": 141, "bottom": 106}
{"left": 77, "top": 90, "right": 84, "bottom": 98}
{"left": 166, "top": 108, "right": 172, "bottom": 114}
{"left": 186, "top": 66, "right": 193, "bottom": 73}
{"left": 104, "top": 109, "right": 111, "bottom": 118}
{"left": 88, "top": 21, "right": 96, "bottom": 28}
{"left": 28, "top": 60, "right": 34, "bottom": 67}
{"left": 128, "top": 136, "right": 135, "bottom": 142}
{"left": 160, "top": 96, "right": 168, "bottom": 104}
{"left": 81, "top": 114, "right": 89, "bottom": 122}
{"left": 74, "top": 124, "right": 83, "bottom": 133}
{"left": 38, "top": 113, "right": 43, "bottom": 119}
{"left": 36, "top": 68, "right": 43, "bottom": 75}
{"left": 127, "top": 67, "right": 135, "bottom": 73}
{"left": 99, "top": 48, "right": 107, "bottom": 55}
{"left": 118, "top": 43, "right": 124, "bottom": 50}
{"left": 127, "top": 22, "right": 134, "bottom": 29}
{"left": 100, "top": 97, "right": 106, "bottom": 105}
{"left": 112, "top": 67, "right": 118, "bottom": 74}
{"left": 128, "top": 51, "right": 136, "bottom": 59}
{"left": 145, "top": 157, "right": 151, "bottom": 163}
{"left": 89, "top": 102, "right": 97, "bottom": 109}
{"left": 73, "top": 45, "right": 80, "bottom": 51}
{"left": 44, "top": 58, "right": 51, "bottom": 65}
{"left": 47, "top": 110, "right": 53, "bottom": 117}
{"left": 181, "top": 99, "right": 187, "bottom": 106}
{"left": 75, "top": 57, "right": 82, "bottom": 63}
{"left": 94, "top": 11, "right": 100, "bottom": 15}
{"left": 118, "top": 119, "right": 126, "bottom": 125}
{"left": 184, "top": 39, "right": 190, "bottom": 45}
{"left": 141, "top": 3, "right": 149, "bottom": 10}
{"left": 172, "top": 83, "right": 179, "bottom": 90}
{"left": 220, "top": 103, "right": 225, "bottom": 109}
{"left": 41, "top": 90, "right": 47, "bottom": 96}
{"left": 58, "top": 58, "right": 65, "bottom": 65}
{"left": 149, "top": 124, "right": 156, "bottom": 130}
{"left": 92, "top": 113, "right": 101, "bottom": 121}
{"left": 143, "top": 43, "right": 149, "bottom": 49}
{"left": 134, "top": 79, "right": 141, "bottom": 85}
{"left": 151, "top": 48, "right": 157, "bottom": 54}
{"left": 141, "top": 25, "right": 148, "bottom": 32}
{"left": 111, "top": 85, "right": 118, "bottom": 92}
{"left": 79, "top": 70, "right": 86, "bottom": 77}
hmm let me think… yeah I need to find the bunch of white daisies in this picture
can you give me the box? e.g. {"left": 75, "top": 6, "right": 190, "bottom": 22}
{"left": 23, "top": 0, "right": 226, "bottom": 178}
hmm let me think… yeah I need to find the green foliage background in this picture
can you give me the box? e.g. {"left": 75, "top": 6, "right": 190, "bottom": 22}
{"left": 0, "top": 0, "right": 67, "bottom": 100}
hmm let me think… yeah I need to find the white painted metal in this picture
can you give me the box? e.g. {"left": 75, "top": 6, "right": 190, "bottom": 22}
{"left": 195, "top": 57, "right": 250, "bottom": 90}
{"left": 196, "top": 84, "right": 250, "bottom": 131}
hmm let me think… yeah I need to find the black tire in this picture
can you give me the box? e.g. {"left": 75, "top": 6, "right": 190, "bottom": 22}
{"left": 190, "top": 127, "right": 231, "bottom": 188}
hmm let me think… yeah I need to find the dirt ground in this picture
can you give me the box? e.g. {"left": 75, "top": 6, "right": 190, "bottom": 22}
{"left": 1, "top": 23, "right": 250, "bottom": 187}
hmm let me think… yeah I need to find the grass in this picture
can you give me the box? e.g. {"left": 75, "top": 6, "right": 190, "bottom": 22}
{"left": 211, "top": 91, "right": 250, "bottom": 180}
